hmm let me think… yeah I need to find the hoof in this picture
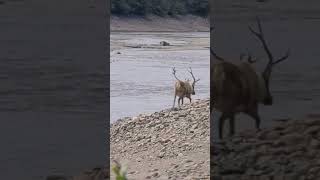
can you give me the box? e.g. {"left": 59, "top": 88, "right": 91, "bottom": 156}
{"left": 171, "top": 107, "right": 178, "bottom": 111}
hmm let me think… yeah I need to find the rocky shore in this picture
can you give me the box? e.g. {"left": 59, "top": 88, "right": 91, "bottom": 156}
{"left": 110, "top": 99, "right": 210, "bottom": 179}
{"left": 212, "top": 114, "right": 320, "bottom": 180}
{"left": 58, "top": 105, "right": 320, "bottom": 180}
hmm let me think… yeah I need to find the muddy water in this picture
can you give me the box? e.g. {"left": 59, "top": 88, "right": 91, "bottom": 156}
{"left": 111, "top": 32, "right": 210, "bottom": 123}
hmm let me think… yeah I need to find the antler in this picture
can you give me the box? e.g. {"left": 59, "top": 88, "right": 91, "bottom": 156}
{"left": 188, "top": 67, "right": 200, "bottom": 83}
{"left": 172, "top": 67, "right": 181, "bottom": 81}
{"left": 210, "top": 26, "right": 225, "bottom": 61}
{"left": 248, "top": 17, "right": 290, "bottom": 78}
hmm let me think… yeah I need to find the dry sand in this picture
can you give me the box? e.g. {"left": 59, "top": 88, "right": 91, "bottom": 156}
{"left": 111, "top": 15, "right": 209, "bottom": 32}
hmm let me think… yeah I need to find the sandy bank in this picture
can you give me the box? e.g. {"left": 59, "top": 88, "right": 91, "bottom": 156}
{"left": 110, "top": 99, "right": 210, "bottom": 179}
{"left": 111, "top": 15, "right": 209, "bottom": 32}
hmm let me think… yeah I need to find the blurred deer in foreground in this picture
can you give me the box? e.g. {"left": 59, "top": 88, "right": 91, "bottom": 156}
{"left": 172, "top": 67, "right": 200, "bottom": 109}
{"left": 211, "top": 17, "right": 290, "bottom": 139}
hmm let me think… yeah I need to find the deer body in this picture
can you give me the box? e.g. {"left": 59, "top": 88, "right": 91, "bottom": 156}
{"left": 173, "top": 80, "right": 193, "bottom": 107}
{"left": 211, "top": 61, "right": 266, "bottom": 138}
{"left": 172, "top": 68, "right": 200, "bottom": 109}
{"left": 211, "top": 17, "right": 290, "bottom": 139}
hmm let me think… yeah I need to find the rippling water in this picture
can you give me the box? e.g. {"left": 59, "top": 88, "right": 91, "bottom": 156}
{"left": 111, "top": 32, "right": 210, "bottom": 122}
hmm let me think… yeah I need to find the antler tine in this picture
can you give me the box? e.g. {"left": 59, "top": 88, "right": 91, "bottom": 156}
{"left": 172, "top": 67, "right": 181, "bottom": 81}
{"left": 188, "top": 67, "right": 194, "bottom": 78}
{"left": 249, "top": 17, "right": 274, "bottom": 66}
{"left": 172, "top": 67, "right": 176, "bottom": 74}
{"left": 211, "top": 49, "right": 225, "bottom": 61}
{"left": 210, "top": 26, "right": 225, "bottom": 61}
{"left": 272, "top": 49, "right": 290, "bottom": 65}
{"left": 188, "top": 67, "right": 200, "bottom": 82}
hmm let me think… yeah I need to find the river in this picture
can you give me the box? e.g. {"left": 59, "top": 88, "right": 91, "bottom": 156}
{"left": 110, "top": 32, "right": 210, "bottom": 123}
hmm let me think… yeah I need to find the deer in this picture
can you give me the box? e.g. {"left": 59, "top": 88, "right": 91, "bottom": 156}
{"left": 172, "top": 67, "right": 200, "bottom": 109}
{"left": 210, "top": 17, "right": 290, "bottom": 139}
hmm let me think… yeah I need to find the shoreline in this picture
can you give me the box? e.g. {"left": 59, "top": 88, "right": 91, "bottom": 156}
{"left": 63, "top": 107, "right": 320, "bottom": 179}
{"left": 111, "top": 15, "right": 209, "bottom": 32}
{"left": 212, "top": 113, "right": 320, "bottom": 179}
{"left": 110, "top": 98, "right": 210, "bottom": 179}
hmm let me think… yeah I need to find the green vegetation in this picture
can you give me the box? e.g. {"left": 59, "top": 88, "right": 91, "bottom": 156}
{"left": 111, "top": 0, "right": 208, "bottom": 17}
{"left": 112, "top": 161, "right": 128, "bottom": 180}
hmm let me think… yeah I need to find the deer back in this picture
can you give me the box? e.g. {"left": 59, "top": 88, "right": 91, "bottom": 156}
{"left": 184, "top": 80, "right": 193, "bottom": 96}
{"left": 175, "top": 80, "right": 187, "bottom": 97}
{"left": 211, "top": 62, "right": 247, "bottom": 112}
{"left": 239, "top": 62, "right": 268, "bottom": 104}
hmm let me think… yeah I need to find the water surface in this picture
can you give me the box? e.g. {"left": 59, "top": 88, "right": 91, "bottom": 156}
{"left": 111, "top": 32, "right": 210, "bottom": 122}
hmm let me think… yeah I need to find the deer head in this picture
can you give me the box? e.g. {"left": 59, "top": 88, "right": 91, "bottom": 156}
{"left": 248, "top": 17, "right": 290, "bottom": 105}
{"left": 187, "top": 67, "right": 200, "bottom": 95}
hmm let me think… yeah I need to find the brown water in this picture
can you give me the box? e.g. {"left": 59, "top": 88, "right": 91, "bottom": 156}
{"left": 110, "top": 32, "right": 210, "bottom": 123}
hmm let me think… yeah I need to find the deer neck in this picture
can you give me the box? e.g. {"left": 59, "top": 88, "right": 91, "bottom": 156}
{"left": 257, "top": 73, "right": 268, "bottom": 102}
{"left": 184, "top": 81, "right": 192, "bottom": 93}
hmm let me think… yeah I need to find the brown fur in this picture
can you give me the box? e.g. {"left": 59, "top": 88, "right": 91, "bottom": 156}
{"left": 173, "top": 80, "right": 192, "bottom": 108}
{"left": 210, "top": 17, "right": 289, "bottom": 139}
{"left": 172, "top": 68, "right": 199, "bottom": 109}
{"left": 211, "top": 61, "right": 263, "bottom": 139}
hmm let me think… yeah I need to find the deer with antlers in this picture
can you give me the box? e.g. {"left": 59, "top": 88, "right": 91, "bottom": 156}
{"left": 172, "top": 67, "right": 200, "bottom": 109}
{"left": 211, "top": 17, "right": 290, "bottom": 139}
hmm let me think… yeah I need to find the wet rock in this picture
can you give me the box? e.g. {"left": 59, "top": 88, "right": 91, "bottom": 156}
{"left": 160, "top": 41, "right": 170, "bottom": 46}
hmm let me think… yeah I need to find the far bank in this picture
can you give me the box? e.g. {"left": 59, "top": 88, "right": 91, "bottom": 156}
{"left": 111, "top": 15, "right": 209, "bottom": 32}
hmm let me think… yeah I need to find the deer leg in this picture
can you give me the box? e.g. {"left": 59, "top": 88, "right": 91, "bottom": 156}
{"left": 188, "top": 97, "right": 192, "bottom": 103}
{"left": 245, "top": 106, "right": 261, "bottom": 131}
{"left": 253, "top": 113, "right": 261, "bottom": 131}
{"left": 172, "top": 95, "right": 177, "bottom": 109}
{"left": 218, "top": 113, "right": 228, "bottom": 139}
{"left": 181, "top": 97, "right": 184, "bottom": 105}
{"left": 229, "top": 114, "right": 235, "bottom": 136}
{"left": 178, "top": 97, "right": 181, "bottom": 108}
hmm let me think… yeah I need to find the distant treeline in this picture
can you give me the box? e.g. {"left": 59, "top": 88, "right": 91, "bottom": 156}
{"left": 111, "top": 0, "right": 208, "bottom": 17}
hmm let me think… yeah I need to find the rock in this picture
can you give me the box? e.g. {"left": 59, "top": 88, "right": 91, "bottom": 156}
{"left": 152, "top": 172, "right": 159, "bottom": 177}
{"left": 110, "top": 99, "right": 320, "bottom": 179}
{"left": 304, "top": 126, "right": 320, "bottom": 135}
{"left": 310, "top": 139, "right": 320, "bottom": 148}
{"left": 160, "top": 41, "right": 170, "bottom": 46}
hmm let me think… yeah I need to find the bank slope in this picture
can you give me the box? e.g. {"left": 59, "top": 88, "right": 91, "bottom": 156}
{"left": 111, "top": 99, "right": 210, "bottom": 179}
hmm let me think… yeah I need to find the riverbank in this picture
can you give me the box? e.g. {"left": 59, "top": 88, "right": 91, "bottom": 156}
{"left": 212, "top": 113, "right": 320, "bottom": 179}
{"left": 111, "top": 15, "right": 209, "bottom": 32}
{"left": 110, "top": 99, "right": 210, "bottom": 179}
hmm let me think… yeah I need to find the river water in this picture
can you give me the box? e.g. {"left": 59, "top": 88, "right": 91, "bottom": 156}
{"left": 110, "top": 32, "right": 210, "bottom": 123}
